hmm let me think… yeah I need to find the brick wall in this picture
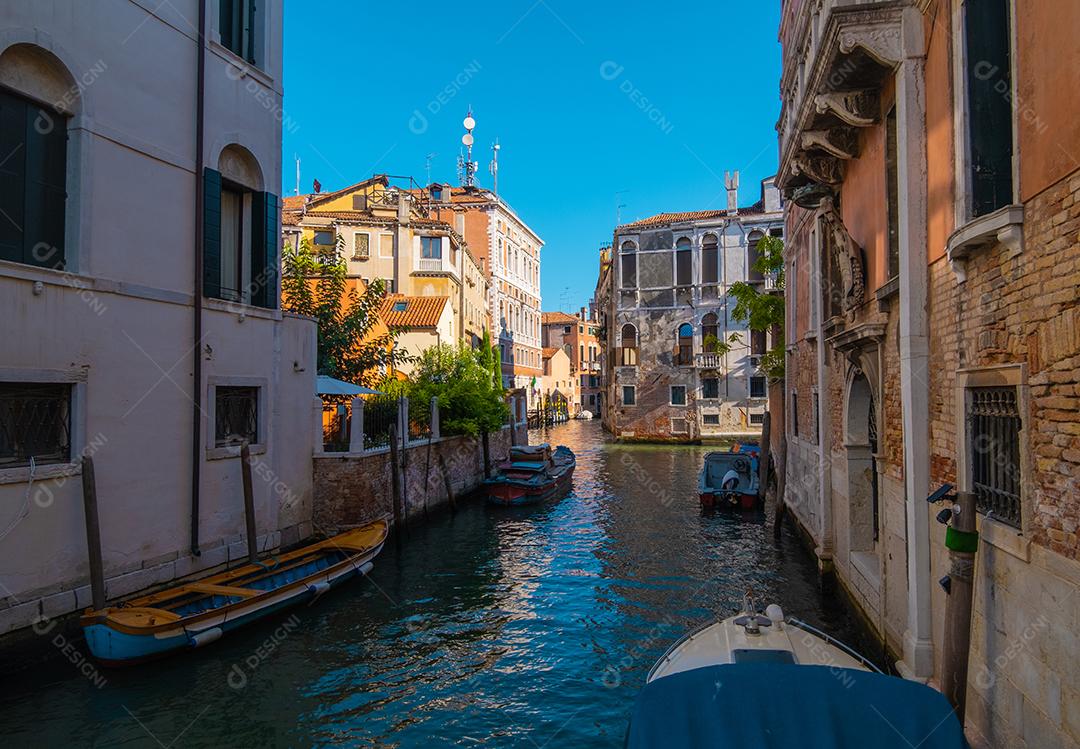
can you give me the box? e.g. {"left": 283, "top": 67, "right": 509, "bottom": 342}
{"left": 312, "top": 426, "right": 526, "bottom": 532}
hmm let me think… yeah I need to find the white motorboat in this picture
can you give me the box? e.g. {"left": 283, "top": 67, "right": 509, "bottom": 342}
{"left": 628, "top": 594, "right": 967, "bottom": 749}
{"left": 575, "top": 410, "right": 594, "bottom": 420}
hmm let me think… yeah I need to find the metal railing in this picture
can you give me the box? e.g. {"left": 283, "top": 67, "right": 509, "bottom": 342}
{"left": 362, "top": 397, "right": 398, "bottom": 451}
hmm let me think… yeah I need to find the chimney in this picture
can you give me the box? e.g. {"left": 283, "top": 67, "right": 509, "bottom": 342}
{"left": 725, "top": 171, "right": 740, "bottom": 215}
{"left": 397, "top": 193, "right": 410, "bottom": 226}
{"left": 580, "top": 306, "right": 586, "bottom": 321}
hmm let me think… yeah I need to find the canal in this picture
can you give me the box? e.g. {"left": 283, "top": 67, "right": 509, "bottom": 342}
{"left": 0, "top": 420, "right": 874, "bottom": 747}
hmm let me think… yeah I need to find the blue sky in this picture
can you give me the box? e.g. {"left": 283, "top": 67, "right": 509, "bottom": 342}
{"left": 282, "top": 1, "right": 782, "bottom": 312}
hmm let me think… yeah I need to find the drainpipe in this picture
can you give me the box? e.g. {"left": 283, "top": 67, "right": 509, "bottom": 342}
{"left": 190, "top": 0, "right": 207, "bottom": 556}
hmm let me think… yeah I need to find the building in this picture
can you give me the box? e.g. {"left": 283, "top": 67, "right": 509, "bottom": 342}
{"left": 778, "top": 1, "right": 1080, "bottom": 745}
{"left": 542, "top": 309, "right": 603, "bottom": 415}
{"left": 0, "top": 0, "right": 316, "bottom": 637}
{"left": 598, "top": 176, "right": 784, "bottom": 441}
{"left": 427, "top": 185, "right": 544, "bottom": 405}
{"left": 540, "top": 347, "right": 575, "bottom": 415}
{"left": 282, "top": 176, "right": 490, "bottom": 351}
{"left": 380, "top": 295, "right": 454, "bottom": 377}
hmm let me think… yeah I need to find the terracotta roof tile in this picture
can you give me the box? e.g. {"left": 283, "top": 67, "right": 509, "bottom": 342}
{"left": 541, "top": 311, "right": 578, "bottom": 324}
{"left": 619, "top": 202, "right": 774, "bottom": 230}
{"left": 379, "top": 295, "right": 448, "bottom": 329}
{"left": 542, "top": 347, "right": 562, "bottom": 359}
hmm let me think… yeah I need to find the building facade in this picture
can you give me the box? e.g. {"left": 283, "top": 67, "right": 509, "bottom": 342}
{"left": 542, "top": 309, "right": 603, "bottom": 415}
{"left": 428, "top": 186, "right": 544, "bottom": 405}
{"left": 0, "top": 0, "right": 317, "bottom": 637}
{"left": 282, "top": 176, "right": 489, "bottom": 351}
{"left": 598, "top": 177, "right": 784, "bottom": 442}
{"left": 778, "top": 1, "right": 1080, "bottom": 745}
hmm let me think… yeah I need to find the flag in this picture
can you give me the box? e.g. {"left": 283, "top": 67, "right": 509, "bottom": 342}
{"left": 313, "top": 178, "right": 322, "bottom": 193}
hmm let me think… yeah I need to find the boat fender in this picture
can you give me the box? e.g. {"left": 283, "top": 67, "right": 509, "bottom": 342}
{"left": 189, "top": 627, "right": 223, "bottom": 648}
{"left": 306, "top": 581, "right": 331, "bottom": 599}
{"left": 357, "top": 561, "right": 374, "bottom": 576}
{"left": 765, "top": 604, "right": 785, "bottom": 625}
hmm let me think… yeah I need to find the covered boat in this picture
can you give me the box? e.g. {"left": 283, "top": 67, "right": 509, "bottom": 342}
{"left": 628, "top": 597, "right": 967, "bottom": 748}
{"left": 484, "top": 443, "right": 575, "bottom": 506}
{"left": 698, "top": 444, "right": 760, "bottom": 510}
{"left": 80, "top": 519, "right": 389, "bottom": 666}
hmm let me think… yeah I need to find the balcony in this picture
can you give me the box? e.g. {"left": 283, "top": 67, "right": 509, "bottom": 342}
{"left": 413, "top": 255, "right": 458, "bottom": 278}
{"left": 695, "top": 352, "right": 725, "bottom": 370}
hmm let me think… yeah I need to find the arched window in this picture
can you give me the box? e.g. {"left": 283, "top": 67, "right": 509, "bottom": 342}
{"left": 676, "top": 323, "right": 694, "bottom": 366}
{"left": 701, "top": 313, "right": 719, "bottom": 352}
{"left": 620, "top": 241, "right": 637, "bottom": 288}
{"left": 701, "top": 234, "right": 719, "bottom": 285}
{"left": 620, "top": 324, "right": 638, "bottom": 366}
{"left": 747, "top": 230, "right": 765, "bottom": 282}
{"left": 675, "top": 237, "right": 692, "bottom": 286}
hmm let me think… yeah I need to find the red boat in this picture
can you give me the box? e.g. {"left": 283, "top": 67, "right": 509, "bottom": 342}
{"left": 485, "top": 444, "right": 576, "bottom": 506}
{"left": 699, "top": 446, "right": 761, "bottom": 510}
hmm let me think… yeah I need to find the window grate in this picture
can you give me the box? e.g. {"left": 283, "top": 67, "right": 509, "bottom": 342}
{"left": 0, "top": 383, "right": 72, "bottom": 468}
{"left": 215, "top": 386, "right": 259, "bottom": 447}
{"left": 969, "top": 386, "right": 1022, "bottom": 528}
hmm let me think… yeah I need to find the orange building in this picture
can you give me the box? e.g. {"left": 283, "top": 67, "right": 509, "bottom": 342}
{"left": 778, "top": 1, "right": 1080, "bottom": 745}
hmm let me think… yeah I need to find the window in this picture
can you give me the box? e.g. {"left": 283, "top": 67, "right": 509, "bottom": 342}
{"left": 620, "top": 324, "right": 638, "bottom": 366}
{"left": 675, "top": 237, "right": 692, "bottom": 286}
{"left": 750, "top": 412, "right": 765, "bottom": 426}
{"left": 382, "top": 277, "right": 395, "bottom": 293}
{"left": 214, "top": 386, "right": 259, "bottom": 447}
{"left": 379, "top": 233, "right": 394, "bottom": 258}
{"left": 676, "top": 323, "right": 694, "bottom": 366}
{"left": 751, "top": 329, "right": 767, "bottom": 356}
{"left": 747, "top": 232, "right": 764, "bottom": 282}
{"left": 564, "top": 325, "right": 571, "bottom": 334}
{"left": 313, "top": 230, "right": 334, "bottom": 247}
{"left": 622, "top": 386, "right": 636, "bottom": 406}
{"left": 750, "top": 376, "right": 767, "bottom": 399}
{"left": 885, "top": 107, "right": 900, "bottom": 279}
{"left": 0, "top": 383, "right": 71, "bottom": 468}
{"left": 703, "top": 414, "right": 720, "bottom": 426}
{"left": 0, "top": 89, "right": 67, "bottom": 269}
{"left": 203, "top": 166, "right": 277, "bottom": 309}
{"left": 219, "top": 185, "right": 249, "bottom": 302}
{"left": 353, "top": 233, "right": 370, "bottom": 260}
{"left": 701, "top": 234, "right": 718, "bottom": 284}
{"left": 968, "top": 386, "right": 1022, "bottom": 528}
{"left": 670, "top": 385, "right": 687, "bottom": 406}
{"left": 393, "top": 301, "right": 408, "bottom": 312}
{"left": 420, "top": 236, "right": 442, "bottom": 259}
{"left": 702, "top": 378, "right": 719, "bottom": 399}
{"left": 620, "top": 241, "right": 637, "bottom": 288}
{"left": 219, "top": 0, "right": 256, "bottom": 62}
{"left": 963, "top": 0, "right": 1014, "bottom": 217}
{"left": 671, "top": 417, "right": 689, "bottom": 434}
{"left": 701, "top": 313, "right": 719, "bottom": 352}
{"left": 792, "top": 392, "right": 799, "bottom": 437}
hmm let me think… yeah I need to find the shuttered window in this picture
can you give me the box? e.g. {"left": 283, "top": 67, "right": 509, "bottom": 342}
{"left": 202, "top": 167, "right": 278, "bottom": 309}
{"left": 220, "top": 0, "right": 256, "bottom": 63}
{"left": 0, "top": 88, "right": 67, "bottom": 269}
{"left": 965, "top": 0, "right": 1014, "bottom": 217}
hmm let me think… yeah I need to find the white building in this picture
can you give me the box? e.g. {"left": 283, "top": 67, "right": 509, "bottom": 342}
{"left": 0, "top": 0, "right": 316, "bottom": 637}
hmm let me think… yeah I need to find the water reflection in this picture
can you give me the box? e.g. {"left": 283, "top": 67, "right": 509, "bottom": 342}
{"left": 0, "top": 420, "right": 871, "bottom": 747}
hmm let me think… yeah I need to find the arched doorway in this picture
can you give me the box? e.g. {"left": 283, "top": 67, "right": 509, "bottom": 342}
{"left": 846, "top": 369, "right": 879, "bottom": 555}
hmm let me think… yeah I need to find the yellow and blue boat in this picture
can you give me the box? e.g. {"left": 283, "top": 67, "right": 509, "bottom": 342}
{"left": 80, "top": 519, "right": 388, "bottom": 666}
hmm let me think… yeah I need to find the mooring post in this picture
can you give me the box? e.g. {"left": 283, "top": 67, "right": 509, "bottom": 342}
{"left": 758, "top": 411, "right": 771, "bottom": 502}
{"left": 438, "top": 453, "right": 457, "bottom": 514}
{"left": 481, "top": 431, "right": 491, "bottom": 479}
{"left": 80, "top": 455, "right": 106, "bottom": 611}
{"left": 772, "top": 435, "right": 788, "bottom": 540}
{"left": 240, "top": 441, "right": 257, "bottom": 563}
{"left": 941, "top": 490, "right": 978, "bottom": 720}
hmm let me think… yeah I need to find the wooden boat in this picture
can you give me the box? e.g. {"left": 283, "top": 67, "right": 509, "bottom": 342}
{"left": 484, "top": 444, "right": 575, "bottom": 506}
{"left": 698, "top": 444, "right": 761, "bottom": 510}
{"left": 628, "top": 596, "right": 966, "bottom": 748}
{"left": 80, "top": 519, "right": 389, "bottom": 666}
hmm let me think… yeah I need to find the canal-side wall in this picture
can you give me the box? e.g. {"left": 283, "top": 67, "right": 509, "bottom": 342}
{"left": 312, "top": 424, "right": 528, "bottom": 531}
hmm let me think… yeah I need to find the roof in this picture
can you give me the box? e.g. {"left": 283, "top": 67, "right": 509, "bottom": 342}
{"left": 541, "top": 311, "right": 578, "bottom": 325}
{"left": 627, "top": 664, "right": 965, "bottom": 749}
{"left": 541, "top": 347, "right": 562, "bottom": 359}
{"left": 379, "top": 295, "right": 449, "bottom": 329}
{"left": 619, "top": 203, "right": 773, "bottom": 230}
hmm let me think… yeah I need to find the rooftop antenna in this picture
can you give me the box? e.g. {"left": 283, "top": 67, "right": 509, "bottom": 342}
{"left": 489, "top": 139, "right": 501, "bottom": 197}
{"left": 294, "top": 154, "right": 300, "bottom": 196}
{"left": 457, "top": 109, "right": 478, "bottom": 188}
{"left": 425, "top": 152, "right": 437, "bottom": 187}
{"left": 615, "top": 190, "right": 629, "bottom": 226}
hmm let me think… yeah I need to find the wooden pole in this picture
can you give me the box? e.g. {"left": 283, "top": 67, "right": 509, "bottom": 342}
{"left": 772, "top": 434, "right": 788, "bottom": 539}
{"left": 240, "top": 441, "right": 257, "bottom": 563}
{"left": 422, "top": 432, "right": 433, "bottom": 518}
{"left": 758, "top": 412, "right": 771, "bottom": 502}
{"left": 389, "top": 421, "right": 403, "bottom": 548}
{"left": 438, "top": 453, "right": 457, "bottom": 514}
{"left": 80, "top": 456, "right": 106, "bottom": 611}
{"left": 941, "top": 490, "right": 978, "bottom": 720}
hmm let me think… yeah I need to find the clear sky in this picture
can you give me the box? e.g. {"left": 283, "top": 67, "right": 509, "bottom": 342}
{"left": 282, "top": 1, "right": 782, "bottom": 313}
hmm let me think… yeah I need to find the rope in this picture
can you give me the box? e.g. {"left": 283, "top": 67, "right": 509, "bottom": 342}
{"left": 0, "top": 457, "right": 35, "bottom": 543}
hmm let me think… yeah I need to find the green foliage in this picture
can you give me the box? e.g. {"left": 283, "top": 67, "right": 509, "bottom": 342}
{"left": 281, "top": 236, "right": 404, "bottom": 386}
{"left": 728, "top": 234, "right": 786, "bottom": 382}
{"left": 406, "top": 344, "right": 509, "bottom": 436}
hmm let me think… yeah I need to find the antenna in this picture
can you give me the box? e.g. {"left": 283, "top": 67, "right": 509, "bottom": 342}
{"left": 425, "top": 152, "right": 437, "bottom": 186}
{"left": 457, "top": 109, "right": 479, "bottom": 187}
{"left": 294, "top": 155, "right": 301, "bottom": 196}
{"left": 489, "top": 139, "right": 501, "bottom": 197}
{"left": 615, "top": 190, "right": 629, "bottom": 226}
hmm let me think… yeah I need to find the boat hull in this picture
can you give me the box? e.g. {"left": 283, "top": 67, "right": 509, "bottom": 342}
{"left": 486, "top": 466, "right": 574, "bottom": 506}
{"left": 699, "top": 490, "right": 760, "bottom": 511}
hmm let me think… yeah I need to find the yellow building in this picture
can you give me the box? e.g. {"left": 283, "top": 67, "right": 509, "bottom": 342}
{"left": 282, "top": 175, "right": 490, "bottom": 350}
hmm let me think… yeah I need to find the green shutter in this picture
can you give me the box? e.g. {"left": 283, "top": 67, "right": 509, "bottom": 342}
{"left": 0, "top": 90, "right": 26, "bottom": 263}
{"left": 203, "top": 168, "right": 222, "bottom": 299}
{"left": 262, "top": 192, "right": 279, "bottom": 309}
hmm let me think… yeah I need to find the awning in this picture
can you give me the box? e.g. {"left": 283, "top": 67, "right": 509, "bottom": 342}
{"left": 316, "top": 375, "right": 382, "bottom": 396}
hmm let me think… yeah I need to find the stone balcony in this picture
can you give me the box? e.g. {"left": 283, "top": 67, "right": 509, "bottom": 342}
{"left": 695, "top": 352, "right": 726, "bottom": 370}
{"left": 413, "top": 254, "right": 458, "bottom": 279}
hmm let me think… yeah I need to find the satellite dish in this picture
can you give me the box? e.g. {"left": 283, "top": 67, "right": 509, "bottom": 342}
{"left": 463, "top": 116, "right": 476, "bottom": 130}
{"left": 462, "top": 133, "right": 474, "bottom": 146}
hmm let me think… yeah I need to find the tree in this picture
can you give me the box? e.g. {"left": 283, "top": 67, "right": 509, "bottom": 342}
{"left": 407, "top": 344, "right": 509, "bottom": 436}
{"left": 728, "top": 234, "right": 786, "bottom": 382}
{"left": 281, "top": 236, "right": 402, "bottom": 385}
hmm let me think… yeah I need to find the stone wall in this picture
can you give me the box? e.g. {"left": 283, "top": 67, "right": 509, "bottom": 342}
{"left": 312, "top": 425, "right": 526, "bottom": 532}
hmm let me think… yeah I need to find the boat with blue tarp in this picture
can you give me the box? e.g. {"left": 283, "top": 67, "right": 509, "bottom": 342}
{"left": 484, "top": 443, "right": 575, "bottom": 506}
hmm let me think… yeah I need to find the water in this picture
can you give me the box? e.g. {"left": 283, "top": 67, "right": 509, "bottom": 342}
{"left": 0, "top": 421, "right": 874, "bottom": 747}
